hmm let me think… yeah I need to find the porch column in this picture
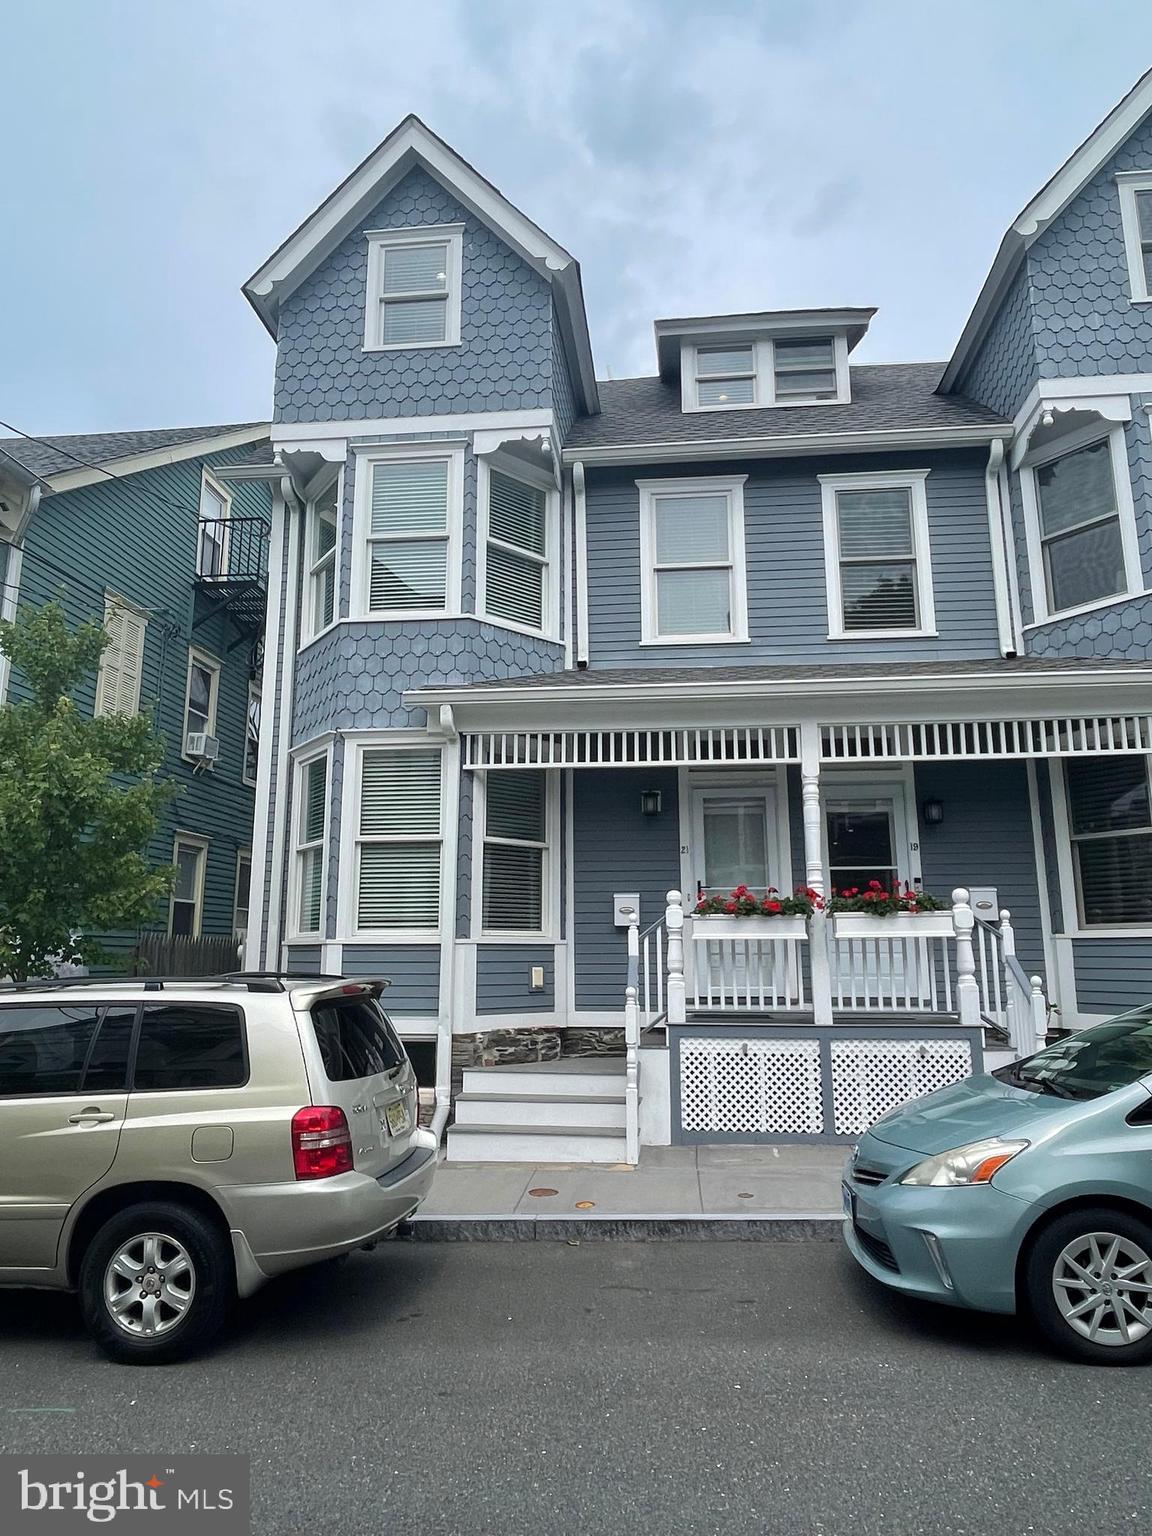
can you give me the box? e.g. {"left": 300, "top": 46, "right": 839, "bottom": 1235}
{"left": 800, "top": 722, "right": 834, "bottom": 1028}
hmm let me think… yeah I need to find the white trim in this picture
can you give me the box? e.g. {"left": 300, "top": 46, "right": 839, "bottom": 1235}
{"left": 1022, "top": 589, "right": 1152, "bottom": 633}
{"left": 680, "top": 334, "right": 850, "bottom": 413}
{"left": 984, "top": 439, "right": 1017, "bottom": 656}
{"left": 0, "top": 541, "right": 23, "bottom": 707}
{"left": 1025, "top": 758, "right": 1060, "bottom": 1012}
{"left": 1117, "top": 172, "right": 1152, "bottom": 304}
{"left": 1052, "top": 750, "right": 1152, "bottom": 935}
{"left": 196, "top": 468, "right": 232, "bottom": 581}
{"left": 1011, "top": 375, "right": 1152, "bottom": 441}
{"left": 233, "top": 846, "right": 253, "bottom": 940}
{"left": 41, "top": 426, "right": 270, "bottom": 495}
{"left": 349, "top": 441, "right": 465, "bottom": 620}
{"left": 637, "top": 475, "right": 749, "bottom": 645}
{"left": 242, "top": 679, "right": 262, "bottom": 788}
{"left": 1018, "top": 424, "right": 1142, "bottom": 625}
{"left": 476, "top": 452, "right": 561, "bottom": 641}
{"left": 265, "top": 494, "right": 301, "bottom": 965}
{"left": 245, "top": 488, "right": 287, "bottom": 968}
{"left": 341, "top": 736, "right": 449, "bottom": 944}
{"left": 1011, "top": 398, "right": 1132, "bottom": 473}
{"left": 273, "top": 409, "right": 552, "bottom": 449}
{"left": 181, "top": 646, "right": 221, "bottom": 759}
{"left": 289, "top": 742, "right": 333, "bottom": 942}
{"left": 561, "top": 423, "right": 1007, "bottom": 467}
{"left": 169, "top": 832, "right": 209, "bottom": 939}
{"left": 680, "top": 767, "right": 793, "bottom": 909}
{"left": 818, "top": 470, "right": 936, "bottom": 640}
{"left": 475, "top": 766, "right": 560, "bottom": 941}
{"left": 573, "top": 463, "right": 589, "bottom": 666}
{"left": 362, "top": 223, "right": 463, "bottom": 352}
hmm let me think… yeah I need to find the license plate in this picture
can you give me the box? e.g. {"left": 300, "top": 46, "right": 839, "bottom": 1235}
{"left": 384, "top": 1100, "right": 410, "bottom": 1137}
{"left": 842, "top": 1182, "right": 856, "bottom": 1220}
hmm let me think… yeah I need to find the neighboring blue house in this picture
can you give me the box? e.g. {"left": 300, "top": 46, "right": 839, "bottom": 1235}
{"left": 0, "top": 424, "right": 273, "bottom": 966}
{"left": 241, "top": 78, "right": 1152, "bottom": 1159}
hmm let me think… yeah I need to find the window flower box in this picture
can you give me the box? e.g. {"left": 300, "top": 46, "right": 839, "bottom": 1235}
{"left": 689, "top": 913, "right": 809, "bottom": 940}
{"left": 830, "top": 911, "right": 953, "bottom": 940}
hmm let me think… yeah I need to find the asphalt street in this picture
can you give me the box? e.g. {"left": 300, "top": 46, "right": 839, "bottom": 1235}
{"left": 0, "top": 1239, "right": 1144, "bottom": 1536}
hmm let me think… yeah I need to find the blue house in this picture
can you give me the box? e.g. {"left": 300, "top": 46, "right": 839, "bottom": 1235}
{"left": 0, "top": 424, "right": 273, "bottom": 966}
{"left": 242, "top": 76, "right": 1152, "bottom": 1159}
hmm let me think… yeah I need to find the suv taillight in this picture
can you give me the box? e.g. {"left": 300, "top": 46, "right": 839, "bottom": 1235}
{"left": 292, "top": 1106, "right": 353, "bottom": 1180}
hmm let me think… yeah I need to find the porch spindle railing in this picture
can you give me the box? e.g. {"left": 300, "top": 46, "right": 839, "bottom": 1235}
{"left": 623, "top": 908, "right": 641, "bottom": 1164}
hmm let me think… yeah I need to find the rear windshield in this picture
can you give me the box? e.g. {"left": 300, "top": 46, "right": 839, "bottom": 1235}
{"left": 995, "top": 1004, "right": 1152, "bottom": 1101}
{"left": 310, "top": 995, "right": 405, "bottom": 1082}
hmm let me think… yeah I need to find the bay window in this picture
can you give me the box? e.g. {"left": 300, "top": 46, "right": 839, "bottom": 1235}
{"left": 482, "top": 771, "right": 547, "bottom": 933}
{"left": 483, "top": 467, "right": 550, "bottom": 632}
{"left": 358, "top": 450, "right": 459, "bottom": 615}
{"left": 355, "top": 747, "right": 442, "bottom": 933}
{"left": 305, "top": 475, "right": 339, "bottom": 638}
{"left": 295, "top": 753, "right": 328, "bottom": 935}
{"left": 1031, "top": 437, "right": 1130, "bottom": 616}
{"left": 1066, "top": 756, "right": 1152, "bottom": 927}
{"left": 638, "top": 477, "right": 748, "bottom": 644}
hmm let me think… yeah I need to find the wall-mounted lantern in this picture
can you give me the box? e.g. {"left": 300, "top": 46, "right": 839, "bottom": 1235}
{"left": 921, "top": 798, "right": 945, "bottom": 826}
{"left": 640, "top": 789, "right": 662, "bottom": 817}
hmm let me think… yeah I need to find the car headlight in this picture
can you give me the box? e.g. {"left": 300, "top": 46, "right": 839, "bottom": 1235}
{"left": 899, "top": 1137, "right": 1029, "bottom": 1187}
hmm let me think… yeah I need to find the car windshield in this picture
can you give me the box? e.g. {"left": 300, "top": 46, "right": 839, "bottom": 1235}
{"left": 994, "top": 1004, "right": 1152, "bottom": 1102}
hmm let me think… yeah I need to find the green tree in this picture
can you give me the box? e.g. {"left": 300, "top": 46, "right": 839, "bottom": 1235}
{"left": 0, "top": 601, "right": 176, "bottom": 980}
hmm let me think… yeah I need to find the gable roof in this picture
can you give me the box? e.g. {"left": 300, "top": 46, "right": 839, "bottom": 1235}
{"left": 941, "top": 67, "right": 1152, "bottom": 393}
{"left": 242, "top": 114, "right": 599, "bottom": 414}
{"left": 0, "top": 423, "right": 269, "bottom": 488}
{"left": 562, "top": 363, "right": 1007, "bottom": 459}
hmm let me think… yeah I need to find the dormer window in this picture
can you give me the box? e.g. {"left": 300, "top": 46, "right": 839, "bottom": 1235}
{"left": 682, "top": 334, "right": 850, "bottom": 412}
{"left": 363, "top": 224, "right": 463, "bottom": 350}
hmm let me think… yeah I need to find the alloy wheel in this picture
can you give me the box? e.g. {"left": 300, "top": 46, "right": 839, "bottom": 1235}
{"left": 103, "top": 1232, "right": 197, "bottom": 1338}
{"left": 1052, "top": 1230, "right": 1152, "bottom": 1347}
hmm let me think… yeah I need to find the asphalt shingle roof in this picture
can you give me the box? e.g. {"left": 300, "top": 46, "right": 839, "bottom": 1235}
{"left": 564, "top": 363, "right": 1007, "bottom": 449}
{"left": 0, "top": 423, "right": 267, "bottom": 480}
{"left": 432, "top": 657, "right": 1151, "bottom": 692}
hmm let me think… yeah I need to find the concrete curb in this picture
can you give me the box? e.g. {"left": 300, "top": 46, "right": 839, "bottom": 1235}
{"left": 401, "top": 1214, "right": 843, "bottom": 1241}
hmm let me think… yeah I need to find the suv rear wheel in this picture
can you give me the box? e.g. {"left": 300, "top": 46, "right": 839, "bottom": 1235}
{"left": 78, "top": 1201, "right": 235, "bottom": 1364}
{"left": 1025, "top": 1206, "right": 1152, "bottom": 1365}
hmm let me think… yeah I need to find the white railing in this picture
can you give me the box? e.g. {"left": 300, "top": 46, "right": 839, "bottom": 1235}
{"left": 632, "top": 887, "right": 1050, "bottom": 1052}
{"left": 623, "top": 908, "right": 641, "bottom": 1164}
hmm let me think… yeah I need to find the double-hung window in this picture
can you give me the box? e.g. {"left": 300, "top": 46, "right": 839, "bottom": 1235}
{"left": 183, "top": 649, "right": 220, "bottom": 753}
{"left": 243, "top": 682, "right": 261, "bottom": 786}
{"left": 364, "top": 224, "right": 463, "bottom": 349}
{"left": 1118, "top": 173, "right": 1152, "bottom": 304}
{"left": 306, "top": 476, "right": 339, "bottom": 638}
{"left": 1065, "top": 756, "right": 1152, "bottom": 927}
{"left": 638, "top": 477, "right": 748, "bottom": 644}
{"left": 482, "top": 771, "right": 548, "bottom": 933}
{"left": 170, "top": 836, "right": 207, "bottom": 937}
{"left": 773, "top": 338, "right": 838, "bottom": 400}
{"left": 295, "top": 753, "right": 328, "bottom": 935}
{"left": 234, "top": 850, "right": 252, "bottom": 939}
{"left": 483, "top": 466, "right": 550, "bottom": 632}
{"left": 358, "top": 449, "right": 460, "bottom": 616}
{"left": 820, "top": 471, "right": 934, "bottom": 638}
{"left": 95, "top": 593, "right": 147, "bottom": 717}
{"left": 197, "top": 472, "right": 231, "bottom": 579}
{"left": 694, "top": 346, "right": 756, "bottom": 407}
{"left": 355, "top": 748, "right": 442, "bottom": 933}
{"left": 1029, "top": 436, "right": 1132, "bottom": 616}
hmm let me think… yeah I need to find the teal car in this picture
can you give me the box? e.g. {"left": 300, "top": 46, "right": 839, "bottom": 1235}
{"left": 844, "top": 1004, "right": 1152, "bottom": 1364}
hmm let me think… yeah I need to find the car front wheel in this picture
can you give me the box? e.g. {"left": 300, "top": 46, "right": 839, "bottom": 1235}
{"left": 78, "top": 1201, "right": 235, "bottom": 1365}
{"left": 1026, "top": 1206, "right": 1152, "bottom": 1365}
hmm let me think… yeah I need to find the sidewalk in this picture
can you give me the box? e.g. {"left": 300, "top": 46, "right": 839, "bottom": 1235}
{"left": 409, "top": 1143, "right": 846, "bottom": 1240}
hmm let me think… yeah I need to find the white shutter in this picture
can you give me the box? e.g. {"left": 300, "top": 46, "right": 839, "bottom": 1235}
{"left": 356, "top": 749, "right": 442, "bottom": 930}
{"left": 95, "top": 597, "right": 145, "bottom": 716}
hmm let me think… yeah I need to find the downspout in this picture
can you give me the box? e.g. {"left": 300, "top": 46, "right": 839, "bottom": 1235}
{"left": 984, "top": 437, "right": 1017, "bottom": 657}
{"left": 573, "top": 460, "right": 589, "bottom": 667}
{"left": 263, "top": 471, "right": 303, "bottom": 969}
{"left": 998, "top": 457, "right": 1025, "bottom": 647}
{"left": 431, "top": 705, "right": 458, "bottom": 1147}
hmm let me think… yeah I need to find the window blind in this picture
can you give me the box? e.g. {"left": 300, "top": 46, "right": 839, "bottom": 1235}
{"left": 356, "top": 749, "right": 442, "bottom": 930}
{"left": 836, "top": 488, "right": 918, "bottom": 631}
{"left": 486, "top": 470, "right": 547, "bottom": 629}
{"left": 1067, "top": 757, "right": 1152, "bottom": 926}
{"left": 382, "top": 243, "right": 448, "bottom": 294}
{"left": 298, "top": 756, "right": 327, "bottom": 934}
{"left": 655, "top": 496, "right": 729, "bottom": 563}
{"left": 371, "top": 461, "right": 448, "bottom": 535}
{"left": 695, "top": 346, "right": 755, "bottom": 407}
{"left": 774, "top": 338, "right": 837, "bottom": 398}
{"left": 367, "top": 459, "right": 449, "bottom": 612}
{"left": 483, "top": 770, "right": 546, "bottom": 932}
{"left": 1036, "top": 441, "right": 1125, "bottom": 612}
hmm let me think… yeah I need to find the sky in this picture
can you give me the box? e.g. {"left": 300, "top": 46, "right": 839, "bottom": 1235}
{"left": 1, "top": 0, "right": 1147, "bottom": 436}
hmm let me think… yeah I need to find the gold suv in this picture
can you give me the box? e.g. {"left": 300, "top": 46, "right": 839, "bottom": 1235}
{"left": 0, "top": 974, "right": 436, "bottom": 1363}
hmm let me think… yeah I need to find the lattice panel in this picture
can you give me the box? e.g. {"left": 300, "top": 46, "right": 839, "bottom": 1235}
{"left": 830, "top": 1038, "right": 972, "bottom": 1136}
{"left": 679, "top": 1037, "right": 823, "bottom": 1136}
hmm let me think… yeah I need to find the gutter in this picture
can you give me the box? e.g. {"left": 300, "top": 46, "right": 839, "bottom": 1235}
{"left": 560, "top": 422, "right": 1011, "bottom": 467}
{"left": 984, "top": 437, "right": 1017, "bottom": 657}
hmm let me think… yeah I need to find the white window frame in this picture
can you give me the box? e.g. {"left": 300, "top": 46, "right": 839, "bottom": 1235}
{"left": 350, "top": 441, "right": 465, "bottom": 620}
{"left": 302, "top": 465, "right": 342, "bottom": 644}
{"left": 169, "top": 833, "right": 208, "bottom": 939}
{"left": 475, "top": 769, "right": 559, "bottom": 940}
{"left": 476, "top": 452, "right": 560, "bottom": 640}
{"left": 363, "top": 223, "right": 464, "bottom": 352}
{"left": 1117, "top": 171, "right": 1152, "bottom": 305}
{"left": 342, "top": 737, "right": 448, "bottom": 943}
{"left": 94, "top": 591, "right": 148, "bottom": 718}
{"left": 243, "top": 681, "right": 261, "bottom": 787}
{"left": 680, "top": 335, "right": 850, "bottom": 413}
{"left": 182, "top": 647, "right": 221, "bottom": 760}
{"left": 197, "top": 469, "right": 232, "bottom": 580}
{"left": 290, "top": 745, "right": 331, "bottom": 941}
{"left": 819, "top": 469, "right": 936, "bottom": 641}
{"left": 1018, "top": 423, "right": 1143, "bottom": 625}
{"left": 233, "top": 847, "right": 252, "bottom": 939}
{"left": 637, "top": 476, "right": 749, "bottom": 646}
{"left": 1051, "top": 755, "right": 1152, "bottom": 937}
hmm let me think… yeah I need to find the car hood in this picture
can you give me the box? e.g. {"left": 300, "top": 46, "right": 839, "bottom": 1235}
{"left": 866, "top": 1073, "right": 1073, "bottom": 1155}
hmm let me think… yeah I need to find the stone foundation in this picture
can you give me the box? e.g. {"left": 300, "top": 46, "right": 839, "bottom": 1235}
{"left": 561, "top": 1026, "right": 625, "bottom": 1057}
{"left": 451, "top": 1026, "right": 626, "bottom": 1072}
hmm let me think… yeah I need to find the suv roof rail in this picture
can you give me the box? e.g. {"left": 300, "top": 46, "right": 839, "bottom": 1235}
{"left": 0, "top": 972, "right": 352, "bottom": 996}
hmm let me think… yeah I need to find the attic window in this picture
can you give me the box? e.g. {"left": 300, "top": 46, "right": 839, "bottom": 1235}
{"left": 364, "top": 224, "right": 463, "bottom": 350}
{"left": 683, "top": 336, "right": 848, "bottom": 412}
